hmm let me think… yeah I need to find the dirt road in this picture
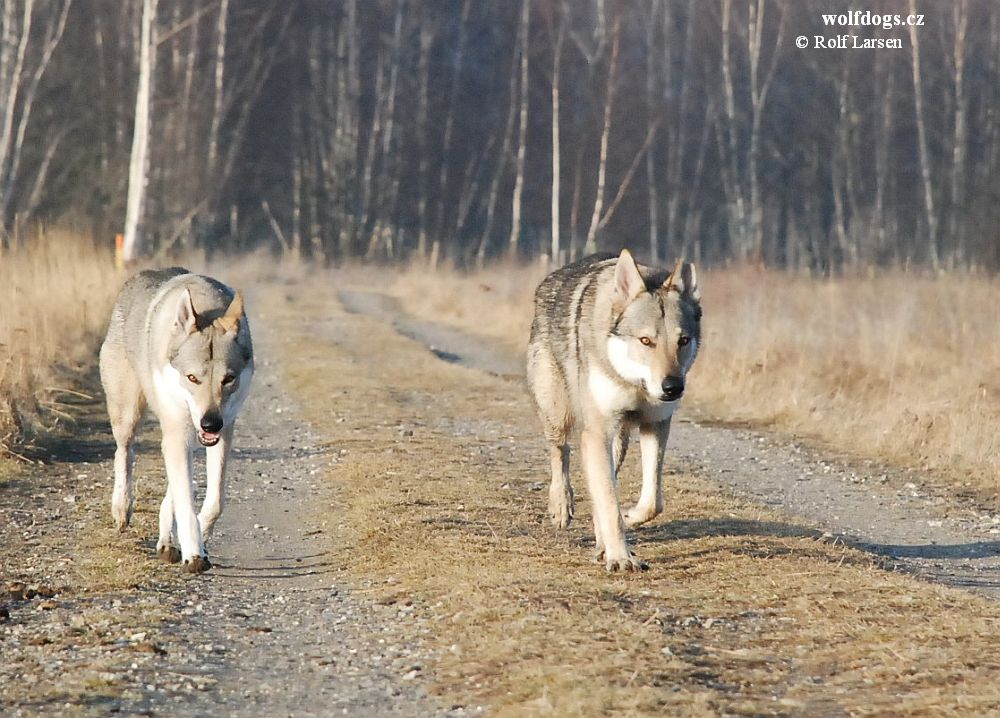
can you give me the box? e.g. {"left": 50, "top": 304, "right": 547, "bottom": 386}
{"left": 4, "top": 274, "right": 1000, "bottom": 716}
{"left": 342, "top": 287, "right": 1000, "bottom": 598}
{"left": 1, "top": 297, "right": 448, "bottom": 717}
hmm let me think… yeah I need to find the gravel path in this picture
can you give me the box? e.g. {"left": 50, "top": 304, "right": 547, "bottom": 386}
{"left": 129, "top": 337, "right": 442, "bottom": 717}
{"left": 341, "top": 289, "right": 1000, "bottom": 600}
{"left": 2, "top": 303, "right": 446, "bottom": 717}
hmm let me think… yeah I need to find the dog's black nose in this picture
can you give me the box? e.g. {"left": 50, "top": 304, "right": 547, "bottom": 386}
{"left": 200, "top": 413, "right": 224, "bottom": 433}
{"left": 660, "top": 376, "right": 685, "bottom": 401}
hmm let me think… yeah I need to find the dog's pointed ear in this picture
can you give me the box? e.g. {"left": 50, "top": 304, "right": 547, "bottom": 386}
{"left": 176, "top": 288, "right": 198, "bottom": 335}
{"left": 663, "top": 260, "right": 700, "bottom": 302}
{"left": 614, "top": 249, "right": 646, "bottom": 304}
{"left": 216, "top": 291, "right": 243, "bottom": 334}
{"left": 681, "top": 262, "right": 700, "bottom": 302}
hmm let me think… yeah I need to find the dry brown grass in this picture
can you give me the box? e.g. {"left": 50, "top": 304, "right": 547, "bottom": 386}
{"left": 0, "top": 229, "right": 120, "bottom": 452}
{"left": 388, "top": 262, "right": 1000, "bottom": 503}
{"left": 270, "top": 275, "right": 1000, "bottom": 716}
{"left": 696, "top": 270, "right": 1000, "bottom": 485}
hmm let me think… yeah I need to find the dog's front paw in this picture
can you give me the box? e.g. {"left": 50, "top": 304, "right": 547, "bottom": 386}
{"left": 603, "top": 548, "right": 648, "bottom": 573}
{"left": 624, "top": 503, "right": 661, "bottom": 528}
{"left": 548, "top": 483, "right": 574, "bottom": 528}
{"left": 157, "top": 544, "right": 181, "bottom": 564}
{"left": 182, "top": 556, "right": 212, "bottom": 574}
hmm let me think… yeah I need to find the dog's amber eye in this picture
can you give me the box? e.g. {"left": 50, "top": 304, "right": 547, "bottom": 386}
{"left": 639, "top": 337, "right": 654, "bottom": 347}
{"left": 678, "top": 336, "right": 691, "bottom": 347}
{"left": 186, "top": 374, "right": 200, "bottom": 384}
{"left": 222, "top": 374, "right": 236, "bottom": 385}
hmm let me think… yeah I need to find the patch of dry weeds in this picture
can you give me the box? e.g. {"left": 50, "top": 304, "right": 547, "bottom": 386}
{"left": 272, "top": 275, "right": 1000, "bottom": 716}
{"left": 0, "top": 230, "right": 120, "bottom": 452}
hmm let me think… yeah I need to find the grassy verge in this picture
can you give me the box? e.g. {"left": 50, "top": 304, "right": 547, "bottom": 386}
{"left": 387, "top": 262, "right": 1000, "bottom": 505}
{"left": 0, "top": 229, "right": 120, "bottom": 454}
{"left": 272, "top": 275, "right": 1000, "bottom": 716}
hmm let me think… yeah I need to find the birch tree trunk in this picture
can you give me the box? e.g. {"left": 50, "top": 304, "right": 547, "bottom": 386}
{"left": 832, "top": 63, "right": 857, "bottom": 268}
{"left": 0, "top": 0, "right": 34, "bottom": 205}
{"left": 290, "top": 84, "right": 302, "bottom": 260}
{"left": 358, "top": 50, "right": 385, "bottom": 248}
{"left": 206, "top": 0, "right": 228, "bottom": 179}
{"left": 177, "top": 4, "right": 199, "bottom": 158}
{"left": 746, "top": 0, "right": 783, "bottom": 261}
{"left": 415, "top": 13, "right": 433, "bottom": 259}
{"left": 873, "top": 53, "right": 894, "bottom": 263}
{"left": 908, "top": 0, "right": 939, "bottom": 270}
{"left": 507, "top": 0, "right": 530, "bottom": 258}
{"left": 368, "top": 0, "right": 404, "bottom": 260}
{"left": 948, "top": 0, "right": 968, "bottom": 267}
{"left": 122, "top": 0, "right": 158, "bottom": 263}
{"left": 433, "top": 0, "right": 471, "bottom": 260}
{"left": 583, "top": 16, "right": 620, "bottom": 254}
{"left": 568, "top": 143, "right": 584, "bottom": 261}
{"left": 718, "top": 0, "right": 782, "bottom": 262}
{"left": 664, "top": 0, "right": 696, "bottom": 263}
{"left": 718, "top": 0, "right": 748, "bottom": 258}
{"left": 645, "top": 0, "right": 660, "bottom": 263}
{"left": 550, "top": 15, "right": 565, "bottom": 264}
{"left": 0, "top": 0, "right": 70, "bottom": 225}
{"left": 341, "top": 0, "right": 360, "bottom": 255}
{"left": 477, "top": 16, "right": 521, "bottom": 268}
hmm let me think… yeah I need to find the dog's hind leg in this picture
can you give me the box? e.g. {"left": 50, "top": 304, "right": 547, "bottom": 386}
{"left": 199, "top": 423, "right": 234, "bottom": 539}
{"left": 100, "top": 345, "right": 145, "bottom": 533}
{"left": 541, "top": 400, "right": 574, "bottom": 530}
{"left": 625, "top": 418, "right": 670, "bottom": 528}
{"left": 528, "top": 346, "right": 575, "bottom": 528}
{"left": 612, "top": 424, "right": 630, "bottom": 477}
{"left": 547, "top": 441, "right": 572, "bottom": 528}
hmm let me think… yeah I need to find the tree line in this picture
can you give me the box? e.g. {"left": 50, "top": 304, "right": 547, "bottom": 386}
{"left": 3, "top": 0, "right": 1000, "bottom": 271}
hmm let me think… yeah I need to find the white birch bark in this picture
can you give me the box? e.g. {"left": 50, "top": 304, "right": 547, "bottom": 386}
{"left": 477, "top": 13, "right": 521, "bottom": 267}
{"left": 949, "top": 0, "right": 968, "bottom": 266}
{"left": 645, "top": 0, "right": 659, "bottom": 263}
{"left": 433, "top": 0, "right": 471, "bottom": 259}
{"left": 550, "top": 15, "right": 565, "bottom": 264}
{"left": 908, "top": 0, "right": 939, "bottom": 270}
{"left": 1, "top": 0, "right": 70, "bottom": 222}
{"left": 122, "top": 0, "right": 158, "bottom": 262}
{"left": 206, "top": 0, "right": 228, "bottom": 178}
{"left": 507, "top": 0, "right": 530, "bottom": 257}
{"left": 583, "top": 16, "right": 620, "bottom": 254}
{"left": 415, "top": 11, "right": 433, "bottom": 258}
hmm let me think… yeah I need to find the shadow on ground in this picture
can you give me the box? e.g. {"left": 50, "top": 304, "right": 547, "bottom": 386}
{"left": 23, "top": 363, "right": 113, "bottom": 465}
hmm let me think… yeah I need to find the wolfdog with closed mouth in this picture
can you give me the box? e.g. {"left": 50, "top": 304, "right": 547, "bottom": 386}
{"left": 526, "top": 249, "right": 701, "bottom": 571}
{"left": 99, "top": 268, "right": 253, "bottom": 573}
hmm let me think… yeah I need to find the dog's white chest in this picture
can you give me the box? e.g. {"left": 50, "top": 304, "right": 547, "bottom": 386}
{"left": 587, "top": 367, "right": 635, "bottom": 416}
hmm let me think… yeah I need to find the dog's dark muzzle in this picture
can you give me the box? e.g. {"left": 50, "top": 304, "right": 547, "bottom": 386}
{"left": 660, "top": 376, "right": 685, "bottom": 402}
{"left": 198, "top": 413, "right": 223, "bottom": 446}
